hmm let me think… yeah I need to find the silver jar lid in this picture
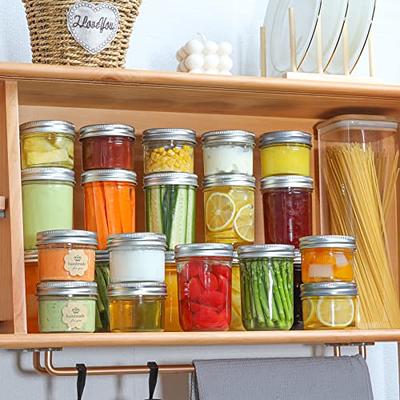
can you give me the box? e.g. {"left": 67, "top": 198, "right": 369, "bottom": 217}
{"left": 79, "top": 124, "right": 135, "bottom": 140}
{"left": 24, "top": 250, "right": 38, "bottom": 263}
{"left": 301, "top": 282, "right": 358, "bottom": 297}
{"left": 21, "top": 167, "right": 75, "bottom": 184}
{"left": 36, "top": 229, "right": 98, "bottom": 246}
{"left": 201, "top": 130, "right": 255, "bottom": 146}
{"left": 294, "top": 249, "right": 301, "bottom": 268}
{"left": 81, "top": 169, "right": 137, "bottom": 184}
{"left": 203, "top": 174, "right": 256, "bottom": 188}
{"left": 108, "top": 281, "right": 167, "bottom": 297}
{"left": 261, "top": 175, "right": 313, "bottom": 190}
{"left": 20, "top": 120, "right": 76, "bottom": 136}
{"left": 259, "top": 130, "right": 312, "bottom": 147}
{"left": 165, "top": 251, "right": 175, "bottom": 264}
{"left": 142, "top": 128, "right": 196, "bottom": 145}
{"left": 237, "top": 244, "right": 295, "bottom": 259}
{"left": 232, "top": 251, "right": 239, "bottom": 266}
{"left": 37, "top": 281, "right": 98, "bottom": 297}
{"left": 299, "top": 235, "right": 356, "bottom": 250}
{"left": 107, "top": 232, "right": 167, "bottom": 250}
{"left": 144, "top": 172, "right": 198, "bottom": 187}
{"left": 95, "top": 250, "right": 110, "bottom": 263}
{"left": 175, "top": 243, "right": 234, "bottom": 259}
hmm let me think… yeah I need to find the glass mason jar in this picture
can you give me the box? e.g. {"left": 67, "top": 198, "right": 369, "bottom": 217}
{"left": 20, "top": 120, "right": 75, "bottom": 169}
{"left": 230, "top": 251, "right": 244, "bottom": 330}
{"left": 37, "top": 281, "right": 97, "bottom": 333}
{"left": 22, "top": 168, "right": 74, "bottom": 250}
{"left": 144, "top": 172, "right": 198, "bottom": 250}
{"left": 237, "top": 244, "right": 295, "bottom": 331}
{"left": 293, "top": 250, "right": 303, "bottom": 330}
{"left": 201, "top": 130, "right": 255, "bottom": 175}
{"left": 165, "top": 251, "right": 182, "bottom": 332}
{"left": 108, "top": 233, "right": 166, "bottom": 282}
{"left": 95, "top": 250, "right": 110, "bottom": 332}
{"left": 79, "top": 124, "right": 135, "bottom": 170}
{"left": 261, "top": 175, "right": 313, "bottom": 248}
{"left": 82, "top": 169, "right": 137, "bottom": 250}
{"left": 24, "top": 251, "right": 39, "bottom": 333}
{"left": 301, "top": 282, "right": 358, "bottom": 329}
{"left": 37, "top": 229, "right": 97, "bottom": 281}
{"left": 204, "top": 174, "right": 255, "bottom": 246}
{"left": 143, "top": 128, "right": 196, "bottom": 174}
{"left": 299, "top": 235, "right": 356, "bottom": 283}
{"left": 175, "top": 243, "right": 233, "bottom": 331}
{"left": 108, "top": 282, "right": 167, "bottom": 332}
{"left": 259, "top": 130, "right": 312, "bottom": 177}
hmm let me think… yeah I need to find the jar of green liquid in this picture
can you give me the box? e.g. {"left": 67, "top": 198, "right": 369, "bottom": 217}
{"left": 22, "top": 168, "right": 75, "bottom": 250}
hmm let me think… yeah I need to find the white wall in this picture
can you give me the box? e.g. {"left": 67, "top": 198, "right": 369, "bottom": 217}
{"left": 0, "top": 0, "right": 399, "bottom": 399}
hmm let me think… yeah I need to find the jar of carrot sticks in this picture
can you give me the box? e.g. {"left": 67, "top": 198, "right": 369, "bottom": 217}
{"left": 82, "top": 169, "right": 137, "bottom": 249}
{"left": 299, "top": 235, "right": 356, "bottom": 283}
{"left": 37, "top": 230, "right": 97, "bottom": 281}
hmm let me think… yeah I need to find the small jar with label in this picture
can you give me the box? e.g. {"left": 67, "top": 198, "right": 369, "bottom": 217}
{"left": 37, "top": 281, "right": 97, "bottom": 333}
{"left": 230, "top": 251, "right": 244, "bottom": 330}
{"left": 37, "top": 230, "right": 97, "bottom": 281}
{"left": 143, "top": 128, "right": 196, "bottom": 174}
{"left": 24, "top": 251, "right": 40, "bottom": 333}
{"left": 95, "top": 251, "right": 110, "bottom": 332}
{"left": 109, "top": 282, "right": 167, "bottom": 332}
{"left": 108, "top": 233, "right": 166, "bottom": 282}
{"left": 299, "top": 235, "right": 355, "bottom": 283}
{"left": 293, "top": 250, "right": 303, "bottom": 330}
{"left": 165, "top": 251, "right": 182, "bottom": 331}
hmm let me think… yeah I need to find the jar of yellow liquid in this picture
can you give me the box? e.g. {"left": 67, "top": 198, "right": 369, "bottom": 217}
{"left": 165, "top": 251, "right": 182, "bottom": 331}
{"left": 259, "top": 130, "right": 312, "bottom": 177}
{"left": 230, "top": 252, "right": 244, "bottom": 330}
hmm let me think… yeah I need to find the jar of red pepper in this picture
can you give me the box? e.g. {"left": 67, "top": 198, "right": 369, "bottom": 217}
{"left": 261, "top": 175, "right": 313, "bottom": 247}
{"left": 79, "top": 124, "right": 135, "bottom": 170}
{"left": 175, "top": 243, "right": 233, "bottom": 331}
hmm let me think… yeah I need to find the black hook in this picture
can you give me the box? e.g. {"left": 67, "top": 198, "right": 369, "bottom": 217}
{"left": 76, "top": 363, "right": 87, "bottom": 400}
{"left": 146, "top": 361, "right": 159, "bottom": 400}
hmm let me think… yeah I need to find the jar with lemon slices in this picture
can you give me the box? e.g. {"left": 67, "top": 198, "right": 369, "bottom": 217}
{"left": 203, "top": 174, "right": 255, "bottom": 246}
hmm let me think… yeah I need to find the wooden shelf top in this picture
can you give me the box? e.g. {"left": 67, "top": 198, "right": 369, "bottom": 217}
{"left": 1, "top": 62, "right": 400, "bottom": 118}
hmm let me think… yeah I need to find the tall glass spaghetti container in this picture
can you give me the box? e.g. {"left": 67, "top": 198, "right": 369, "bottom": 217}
{"left": 316, "top": 114, "right": 400, "bottom": 329}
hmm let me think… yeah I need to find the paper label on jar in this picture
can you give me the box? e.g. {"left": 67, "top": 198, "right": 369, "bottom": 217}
{"left": 64, "top": 249, "right": 89, "bottom": 277}
{"left": 62, "top": 302, "right": 88, "bottom": 330}
{"left": 309, "top": 264, "right": 334, "bottom": 278}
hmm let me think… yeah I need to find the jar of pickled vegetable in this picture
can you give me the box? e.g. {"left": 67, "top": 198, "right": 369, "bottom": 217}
{"left": 261, "top": 175, "right": 313, "bottom": 247}
{"left": 95, "top": 251, "right": 110, "bottom": 332}
{"left": 230, "top": 251, "right": 244, "bottom": 330}
{"left": 143, "top": 128, "right": 196, "bottom": 174}
{"left": 165, "top": 251, "right": 182, "bottom": 331}
{"left": 20, "top": 120, "right": 75, "bottom": 169}
{"left": 108, "top": 282, "right": 167, "bottom": 332}
{"left": 25, "top": 251, "right": 39, "bottom": 333}
{"left": 299, "top": 235, "right": 355, "bottom": 282}
{"left": 79, "top": 124, "right": 135, "bottom": 170}
{"left": 175, "top": 243, "right": 233, "bottom": 331}
{"left": 293, "top": 250, "right": 303, "bottom": 330}
{"left": 301, "top": 282, "right": 358, "bottom": 329}
{"left": 201, "top": 130, "right": 255, "bottom": 175}
{"left": 22, "top": 168, "right": 74, "bottom": 250}
{"left": 204, "top": 174, "right": 255, "bottom": 246}
{"left": 237, "top": 244, "right": 295, "bottom": 331}
{"left": 37, "top": 281, "right": 97, "bottom": 333}
{"left": 144, "top": 172, "right": 198, "bottom": 250}
{"left": 82, "top": 169, "right": 137, "bottom": 249}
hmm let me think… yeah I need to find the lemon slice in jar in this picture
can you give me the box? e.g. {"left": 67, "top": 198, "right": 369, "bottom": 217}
{"left": 206, "top": 193, "right": 236, "bottom": 232}
{"left": 302, "top": 298, "right": 316, "bottom": 326}
{"left": 233, "top": 204, "right": 254, "bottom": 242}
{"left": 316, "top": 298, "right": 355, "bottom": 328}
{"left": 228, "top": 189, "right": 251, "bottom": 209}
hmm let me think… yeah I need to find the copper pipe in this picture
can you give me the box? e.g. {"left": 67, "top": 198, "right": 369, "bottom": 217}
{"left": 33, "top": 352, "right": 47, "bottom": 374}
{"left": 358, "top": 345, "right": 367, "bottom": 360}
{"left": 333, "top": 345, "right": 341, "bottom": 357}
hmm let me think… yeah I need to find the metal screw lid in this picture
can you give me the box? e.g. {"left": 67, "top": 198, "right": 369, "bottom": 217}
{"left": 261, "top": 175, "right": 313, "bottom": 190}
{"left": 299, "top": 235, "right": 356, "bottom": 250}
{"left": 203, "top": 174, "right": 256, "bottom": 189}
{"left": 301, "top": 282, "right": 358, "bottom": 297}
{"left": 165, "top": 251, "right": 175, "bottom": 264}
{"left": 142, "top": 128, "right": 196, "bottom": 145}
{"left": 37, "top": 281, "right": 98, "bottom": 297}
{"left": 107, "top": 232, "right": 167, "bottom": 250}
{"left": 21, "top": 167, "right": 75, "bottom": 184}
{"left": 108, "top": 281, "right": 167, "bottom": 297}
{"left": 20, "top": 120, "right": 76, "bottom": 136}
{"left": 144, "top": 172, "right": 198, "bottom": 187}
{"left": 237, "top": 244, "right": 295, "bottom": 259}
{"left": 95, "top": 250, "right": 110, "bottom": 263}
{"left": 259, "top": 130, "right": 312, "bottom": 147}
{"left": 81, "top": 169, "right": 137, "bottom": 184}
{"left": 79, "top": 124, "right": 135, "bottom": 140}
{"left": 24, "top": 250, "right": 38, "bottom": 263}
{"left": 175, "top": 243, "right": 234, "bottom": 259}
{"left": 201, "top": 130, "right": 255, "bottom": 146}
{"left": 293, "top": 249, "right": 301, "bottom": 268}
{"left": 36, "top": 230, "right": 98, "bottom": 246}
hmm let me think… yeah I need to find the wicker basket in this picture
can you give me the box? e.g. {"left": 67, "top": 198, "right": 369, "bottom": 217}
{"left": 23, "top": 0, "right": 142, "bottom": 68}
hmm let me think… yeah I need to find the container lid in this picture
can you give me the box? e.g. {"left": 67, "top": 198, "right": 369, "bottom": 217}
{"left": 259, "top": 130, "right": 312, "bottom": 147}
{"left": 142, "top": 128, "right": 196, "bottom": 145}
{"left": 237, "top": 244, "right": 295, "bottom": 259}
{"left": 144, "top": 172, "right": 198, "bottom": 187}
{"left": 299, "top": 235, "right": 356, "bottom": 250}
{"left": 232, "top": 251, "right": 239, "bottom": 265}
{"left": 107, "top": 232, "right": 167, "bottom": 250}
{"left": 301, "top": 282, "right": 358, "bottom": 297}
{"left": 203, "top": 174, "right": 256, "bottom": 188}
{"left": 20, "top": 120, "right": 76, "bottom": 136}
{"left": 294, "top": 249, "right": 301, "bottom": 269}
{"left": 95, "top": 250, "right": 109, "bottom": 263}
{"left": 36, "top": 229, "right": 98, "bottom": 246}
{"left": 261, "top": 175, "right": 313, "bottom": 190}
{"left": 24, "top": 250, "right": 38, "bottom": 263}
{"left": 21, "top": 167, "right": 75, "bottom": 184}
{"left": 37, "top": 281, "right": 98, "bottom": 296}
{"left": 79, "top": 124, "right": 135, "bottom": 140}
{"left": 108, "top": 281, "right": 167, "bottom": 297}
{"left": 201, "top": 130, "right": 255, "bottom": 146}
{"left": 175, "top": 243, "right": 234, "bottom": 259}
{"left": 165, "top": 251, "right": 175, "bottom": 263}
{"left": 81, "top": 169, "right": 137, "bottom": 184}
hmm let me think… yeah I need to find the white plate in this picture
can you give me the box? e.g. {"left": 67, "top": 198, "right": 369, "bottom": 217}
{"left": 299, "top": 0, "right": 349, "bottom": 73}
{"left": 325, "top": 0, "right": 376, "bottom": 74}
{"left": 264, "top": 0, "right": 322, "bottom": 77}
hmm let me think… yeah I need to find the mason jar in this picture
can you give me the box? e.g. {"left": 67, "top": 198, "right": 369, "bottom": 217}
{"left": 95, "top": 250, "right": 110, "bottom": 332}
{"left": 293, "top": 250, "right": 303, "bottom": 330}
{"left": 165, "top": 251, "right": 182, "bottom": 331}
{"left": 230, "top": 251, "right": 244, "bottom": 330}
{"left": 24, "top": 251, "right": 39, "bottom": 333}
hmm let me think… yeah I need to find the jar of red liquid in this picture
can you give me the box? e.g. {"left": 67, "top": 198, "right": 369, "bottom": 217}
{"left": 79, "top": 124, "right": 135, "bottom": 170}
{"left": 175, "top": 243, "right": 233, "bottom": 331}
{"left": 261, "top": 175, "right": 313, "bottom": 247}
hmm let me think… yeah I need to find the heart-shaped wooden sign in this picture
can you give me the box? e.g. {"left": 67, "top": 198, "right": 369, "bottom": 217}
{"left": 67, "top": 1, "right": 120, "bottom": 54}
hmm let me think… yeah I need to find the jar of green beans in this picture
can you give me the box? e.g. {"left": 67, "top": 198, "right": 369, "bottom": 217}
{"left": 95, "top": 250, "right": 110, "bottom": 332}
